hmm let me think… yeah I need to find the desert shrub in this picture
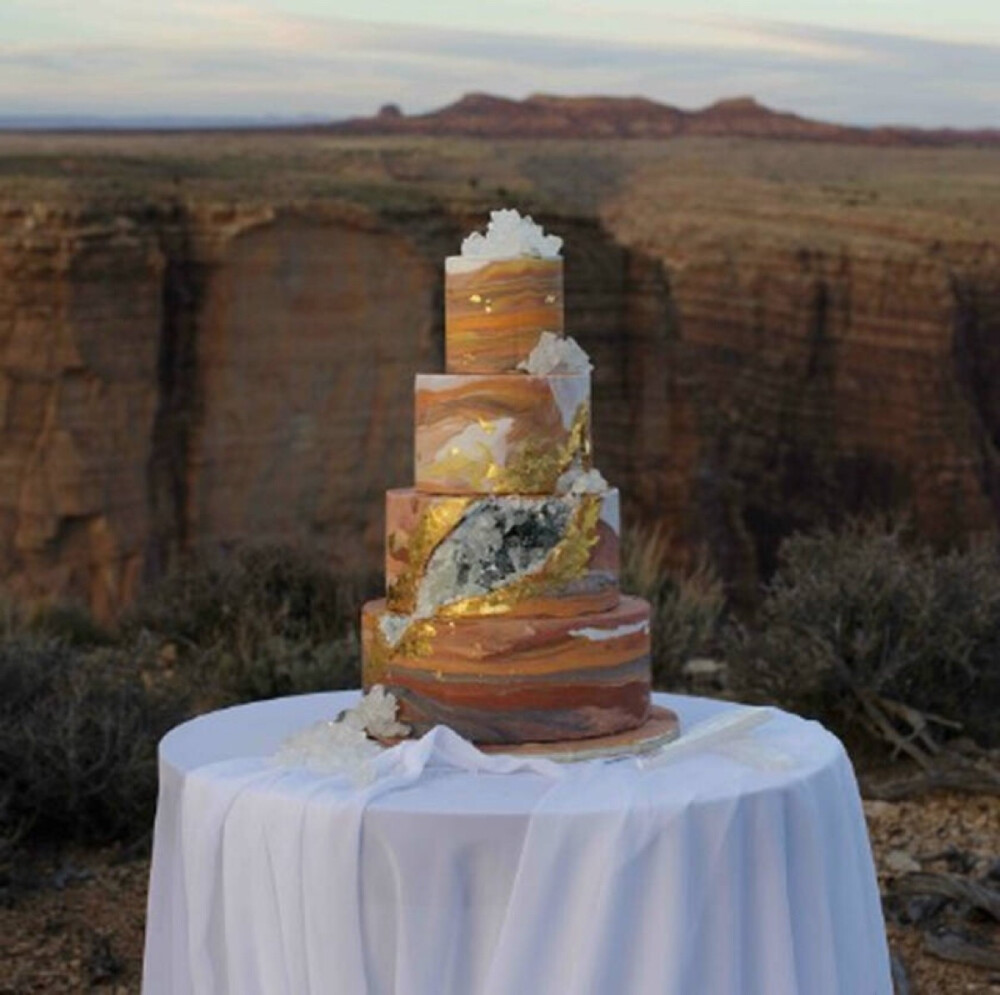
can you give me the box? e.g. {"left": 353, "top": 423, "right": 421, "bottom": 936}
{"left": 0, "top": 594, "right": 112, "bottom": 647}
{"left": 125, "top": 544, "right": 365, "bottom": 646}
{"left": 621, "top": 523, "right": 727, "bottom": 688}
{"left": 125, "top": 545, "right": 368, "bottom": 707}
{"left": 0, "top": 638, "right": 184, "bottom": 850}
{"left": 210, "top": 632, "right": 360, "bottom": 702}
{"left": 26, "top": 601, "right": 113, "bottom": 647}
{"left": 0, "top": 544, "right": 369, "bottom": 855}
{"left": 723, "top": 520, "right": 1000, "bottom": 747}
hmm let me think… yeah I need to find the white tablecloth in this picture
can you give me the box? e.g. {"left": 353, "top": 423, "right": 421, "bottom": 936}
{"left": 142, "top": 692, "right": 892, "bottom": 995}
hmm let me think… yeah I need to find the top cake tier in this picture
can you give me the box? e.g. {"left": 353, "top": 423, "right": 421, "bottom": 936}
{"left": 445, "top": 256, "right": 563, "bottom": 373}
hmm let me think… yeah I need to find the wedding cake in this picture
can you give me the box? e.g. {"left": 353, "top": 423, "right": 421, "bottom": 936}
{"left": 361, "top": 210, "right": 653, "bottom": 746}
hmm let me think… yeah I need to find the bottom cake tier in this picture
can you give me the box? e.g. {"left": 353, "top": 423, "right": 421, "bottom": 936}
{"left": 361, "top": 595, "right": 652, "bottom": 745}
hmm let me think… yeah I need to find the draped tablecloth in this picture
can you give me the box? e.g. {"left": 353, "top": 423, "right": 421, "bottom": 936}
{"left": 142, "top": 692, "right": 892, "bottom": 995}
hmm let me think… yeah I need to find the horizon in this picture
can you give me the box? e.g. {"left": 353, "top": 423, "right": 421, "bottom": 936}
{"left": 2, "top": 1, "right": 999, "bottom": 130}
{"left": 2, "top": 90, "right": 998, "bottom": 135}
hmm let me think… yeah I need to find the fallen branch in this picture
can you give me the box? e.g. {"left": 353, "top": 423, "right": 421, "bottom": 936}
{"left": 863, "top": 763, "right": 1000, "bottom": 800}
{"left": 852, "top": 690, "right": 937, "bottom": 769}
{"left": 924, "top": 929, "right": 1000, "bottom": 971}
{"left": 894, "top": 872, "right": 1000, "bottom": 921}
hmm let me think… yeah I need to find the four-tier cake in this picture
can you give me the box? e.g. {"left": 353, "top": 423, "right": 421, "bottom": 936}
{"left": 361, "top": 210, "right": 657, "bottom": 747}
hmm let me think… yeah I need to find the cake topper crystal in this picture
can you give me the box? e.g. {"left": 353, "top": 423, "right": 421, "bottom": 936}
{"left": 460, "top": 208, "right": 563, "bottom": 259}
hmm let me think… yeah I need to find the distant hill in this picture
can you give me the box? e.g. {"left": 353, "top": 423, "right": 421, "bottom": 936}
{"left": 327, "top": 93, "right": 1000, "bottom": 147}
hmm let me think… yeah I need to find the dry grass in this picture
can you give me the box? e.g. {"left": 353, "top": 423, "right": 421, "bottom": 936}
{"left": 1, "top": 131, "right": 999, "bottom": 237}
{"left": 620, "top": 522, "right": 726, "bottom": 687}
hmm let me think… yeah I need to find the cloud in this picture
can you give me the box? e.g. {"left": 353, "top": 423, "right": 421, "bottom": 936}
{"left": 1, "top": 4, "right": 998, "bottom": 127}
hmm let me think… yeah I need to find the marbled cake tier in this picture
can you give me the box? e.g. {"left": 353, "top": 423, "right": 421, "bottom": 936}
{"left": 414, "top": 373, "right": 591, "bottom": 494}
{"left": 385, "top": 487, "right": 620, "bottom": 618}
{"left": 361, "top": 595, "right": 652, "bottom": 744}
{"left": 445, "top": 256, "right": 563, "bottom": 373}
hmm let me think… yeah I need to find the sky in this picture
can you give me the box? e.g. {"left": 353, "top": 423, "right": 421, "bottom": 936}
{"left": 2, "top": 0, "right": 999, "bottom": 127}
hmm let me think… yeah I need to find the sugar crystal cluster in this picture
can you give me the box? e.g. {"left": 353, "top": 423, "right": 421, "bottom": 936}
{"left": 459, "top": 208, "right": 563, "bottom": 260}
{"left": 518, "top": 330, "right": 593, "bottom": 375}
{"left": 275, "top": 685, "right": 409, "bottom": 782}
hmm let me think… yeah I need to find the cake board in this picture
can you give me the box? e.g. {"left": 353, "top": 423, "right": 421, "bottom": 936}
{"left": 376, "top": 705, "right": 680, "bottom": 762}
{"left": 477, "top": 704, "right": 679, "bottom": 761}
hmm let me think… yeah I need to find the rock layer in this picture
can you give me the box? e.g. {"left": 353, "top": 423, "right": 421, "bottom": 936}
{"left": 1, "top": 142, "right": 999, "bottom": 616}
{"left": 0, "top": 201, "right": 450, "bottom": 615}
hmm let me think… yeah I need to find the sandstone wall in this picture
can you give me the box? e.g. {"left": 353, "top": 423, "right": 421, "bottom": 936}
{"left": 0, "top": 205, "right": 164, "bottom": 618}
{"left": 599, "top": 192, "right": 1000, "bottom": 602}
{"left": 1, "top": 199, "right": 998, "bottom": 616}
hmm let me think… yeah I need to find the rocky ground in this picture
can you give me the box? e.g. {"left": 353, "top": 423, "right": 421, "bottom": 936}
{"left": 865, "top": 792, "right": 1000, "bottom": 993}
{"left": 1, "top": 791, "right": 997, "bottom": 993}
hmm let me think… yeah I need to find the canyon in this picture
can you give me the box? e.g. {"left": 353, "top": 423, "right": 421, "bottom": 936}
{"left": 1, "top": 130, "right": 999, "bottom": 615}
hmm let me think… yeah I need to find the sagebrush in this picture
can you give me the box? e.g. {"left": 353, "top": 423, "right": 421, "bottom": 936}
{"left": 0, "top": 638, "right": 183, "bottom": 851}
{"left": 723, "top": 521, "right": 1000, "bottom": 747}
{"left": 124, "top": 544, "right": 370, "bottom": 705}
{"left": 1, "top": 545, "right": 373, "bottom": 854}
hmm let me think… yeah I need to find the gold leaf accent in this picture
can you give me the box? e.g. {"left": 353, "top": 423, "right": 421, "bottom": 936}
{"left": 386, "top": 497, "right": 473, "bottom": 613}
{"left": 366, "top": 616, "right": 437, "bottom": 682}
{"left": 420, "top": 402, "right": 590, "bottom": 494}
{"left": 424, "top": 442, "right": 502, "bottom": 491}
{"left": 492, "top": 400, "right": 591, "bottom": 492}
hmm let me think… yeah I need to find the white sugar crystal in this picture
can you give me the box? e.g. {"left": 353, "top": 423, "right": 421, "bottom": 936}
{"left": 461, "top": 208, "right": 563, "bottom": 259}
{"left": 556, "top": 465, "right": 609, "bottom": 495}
{"left": 378, "top": 612, "right": 411, "bottom": 647}
{"left": 569, "top": 619, "right": 650, "bottom": 642}
{"left": 345, "top": 684, "right": 411, "bottom": 739}
{"left": 274, "top": 717, "right": 380, "bottom": 783}
{"left": 518, "top": 331, "right": 592, "bottom": 375}
{"left": 415, "top": 497, "right": 568, "bottom": 618}
{"left": 274, "top": 685, "right": 410, "bottom": 784}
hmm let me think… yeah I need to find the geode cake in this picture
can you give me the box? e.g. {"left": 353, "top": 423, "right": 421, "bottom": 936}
{"left": 361, "top": 209, "right": 652, "bottom": 745}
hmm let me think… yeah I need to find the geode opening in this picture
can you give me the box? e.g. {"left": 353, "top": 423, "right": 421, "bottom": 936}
{"left": 415, "top": 497, "right": 572, "bottom": 616}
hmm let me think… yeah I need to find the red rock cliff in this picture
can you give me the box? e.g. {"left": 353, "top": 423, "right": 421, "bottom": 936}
{"left": 1, "top": 159, "right": 998, "bottom": 615}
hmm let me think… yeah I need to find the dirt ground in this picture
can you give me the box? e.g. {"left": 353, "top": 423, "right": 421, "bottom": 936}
{"left": 1, "top": 791, "right": 998, "bottom": 994}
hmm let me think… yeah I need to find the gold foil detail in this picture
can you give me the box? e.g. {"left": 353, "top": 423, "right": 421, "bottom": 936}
{"left": 421, "top": 401, "right": 591, "bottom": 494}
{"left": 445, "top": 258, "right": 564, "bottom": 373}
{"left": 439, "top": 494, "right": 603, "bottom": 617}
{"left": 494, "top": 400, "right": 591, "bottom": 492}
{"left": 386, "top": 497, "right": 473, "bottom": 613}
{"left": 366, "top": 616, "right": 437, "bottom": 681}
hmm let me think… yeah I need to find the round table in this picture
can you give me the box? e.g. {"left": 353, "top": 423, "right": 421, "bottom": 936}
{"left": 142, "top": 692, "right": 892, "bottom": 995}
